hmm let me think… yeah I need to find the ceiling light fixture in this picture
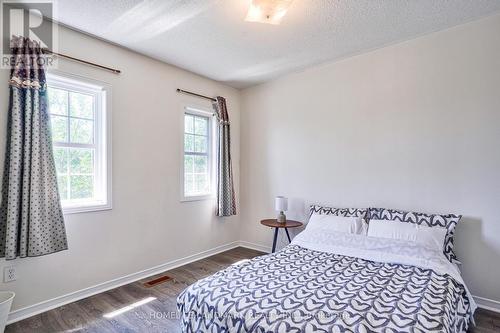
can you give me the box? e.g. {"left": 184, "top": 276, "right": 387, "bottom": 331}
{"left": 245, "top": 0, "right": 294, "bottom": 25}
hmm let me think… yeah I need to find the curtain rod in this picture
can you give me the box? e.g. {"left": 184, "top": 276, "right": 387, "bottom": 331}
{"left": 11, "top": 46, "right": 122, "bottom": 74}
{"left": 177, "top": 88, "right": 216, "bottom": 102}
{"left": 43, "top": 49, "right": 121, "bottom": 74}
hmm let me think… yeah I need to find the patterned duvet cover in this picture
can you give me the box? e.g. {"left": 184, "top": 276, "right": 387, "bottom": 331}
{"left": 177, "top": 230, "right": 474, "bottom": 333}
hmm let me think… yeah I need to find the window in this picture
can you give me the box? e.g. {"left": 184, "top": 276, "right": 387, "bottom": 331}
{"left": 182, "top": 108, "right": 214, "bottom": 200}
{"left": 47, "top": 72, "right": 111, "bottom": 213}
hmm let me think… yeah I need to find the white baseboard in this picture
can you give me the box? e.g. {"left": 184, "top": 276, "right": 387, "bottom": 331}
{"left": 7, "top": 241, "right": 241, "bottom": 324}
{"left": 238, "top": 241, "right": 271, "bottom": 254}
{"left": 474, "top": 295, "right": 500, "bottom": 313}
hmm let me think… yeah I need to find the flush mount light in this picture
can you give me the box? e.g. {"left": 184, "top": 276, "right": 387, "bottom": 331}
{"left": 245, "top": 0, "right": 294, "bottom": 25}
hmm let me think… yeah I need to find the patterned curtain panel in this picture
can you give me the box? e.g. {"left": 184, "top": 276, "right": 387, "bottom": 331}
{"left": 213, "top": 97, "right": 236, "bottom": 216}
{"left": 0, "top": 37, "right": 68, "bottom": 259}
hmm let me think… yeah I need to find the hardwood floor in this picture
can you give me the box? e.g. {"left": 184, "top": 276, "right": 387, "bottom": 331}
{"left": 470, "top": 308, "right": 500, "bottom": 333}
{"left": 6, "top": 247, "right": 500, "bottom": 333}
{"left": 6, "top": 247, "right": 264, "bottom": 333}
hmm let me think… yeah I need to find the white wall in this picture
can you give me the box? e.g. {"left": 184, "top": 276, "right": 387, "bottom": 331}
{"left": 2, "top": 8, "right": 499, "bottom": 318}
{"left": 240, "top": 13, "right": 500, "bottom": 302}
{"left": 0, "top": 25, "right": 241, "bottom": 312}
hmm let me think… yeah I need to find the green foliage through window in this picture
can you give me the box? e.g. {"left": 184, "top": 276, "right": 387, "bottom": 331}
{"left": 48, "top": 86, "right": 96, "bottom": 203}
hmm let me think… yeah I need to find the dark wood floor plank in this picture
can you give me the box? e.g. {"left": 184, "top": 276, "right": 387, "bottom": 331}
{"left": 469, "top": 308, "right": 500, "bottom": 333}
{"left": 6, "top": 247, "right": 499, "bottom": 333}
{"left": 6, "top": 247, "right": 264, "bottom": 333}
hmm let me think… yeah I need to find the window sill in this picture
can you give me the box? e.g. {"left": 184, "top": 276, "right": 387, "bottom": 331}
{"left": 62, "top": 202, "right": 112, "bottom": 215}
{"left": 180, "top": 195, "right": 215, "bottom": 202}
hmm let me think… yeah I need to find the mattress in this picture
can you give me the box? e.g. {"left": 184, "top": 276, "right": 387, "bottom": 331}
{"left": 177, "top": 229, "right": 474, "bottom": 332}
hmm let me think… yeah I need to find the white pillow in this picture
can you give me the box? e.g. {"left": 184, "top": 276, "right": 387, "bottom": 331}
{"left": 368, "top": 219, "right": 447, "bottom": 251}
{"left": 307, "top": 213, "right": 367, "bottom": 235}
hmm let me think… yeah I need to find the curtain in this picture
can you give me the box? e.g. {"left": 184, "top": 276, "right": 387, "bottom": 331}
{"left": 0, "top": 36, "right": 68, "bottom": 259}
{"left": 213, "top": 97, "right": 236, "bottom": 217}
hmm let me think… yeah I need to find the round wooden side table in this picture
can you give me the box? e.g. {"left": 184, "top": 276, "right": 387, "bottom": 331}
{"left": 260, "top": 219, "right": 303, "bottom": 253}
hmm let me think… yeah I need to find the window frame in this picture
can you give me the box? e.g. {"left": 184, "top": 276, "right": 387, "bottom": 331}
{"left": 181, "top": 105, "right": 216, "bottom": 202}
{"left": 47, "top": 70, "right": 112, "bottom": 214}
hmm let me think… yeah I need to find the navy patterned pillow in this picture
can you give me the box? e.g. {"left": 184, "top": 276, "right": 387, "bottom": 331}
{"left": 309, "top": 205, "right": 368, "bottom": 221}
{"left": 367, "top": 207, "right": 461, "bottom": 264}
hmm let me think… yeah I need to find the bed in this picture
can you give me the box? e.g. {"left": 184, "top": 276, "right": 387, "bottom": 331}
{"left": 177, "top": 210, "right": 475, "bottom": 332}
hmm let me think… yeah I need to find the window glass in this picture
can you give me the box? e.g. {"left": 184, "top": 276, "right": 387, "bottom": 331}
{"left": 183, "top": 112, "right": 211, "bottom": 198}
{"left": 47, "top": 75, "right": 110, "bottom": 212}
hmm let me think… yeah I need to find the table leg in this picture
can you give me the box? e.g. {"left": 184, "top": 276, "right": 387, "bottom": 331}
{"left": 285, "top": 228, "right": 291, "bottom": 243}
{"left": 272, "top": 227, "right": 279, "bottom": 253}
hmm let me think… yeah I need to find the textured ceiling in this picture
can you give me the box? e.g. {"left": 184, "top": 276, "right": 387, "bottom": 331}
{"left": 52, "top": 0, "right": 500, "bottom": 88}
